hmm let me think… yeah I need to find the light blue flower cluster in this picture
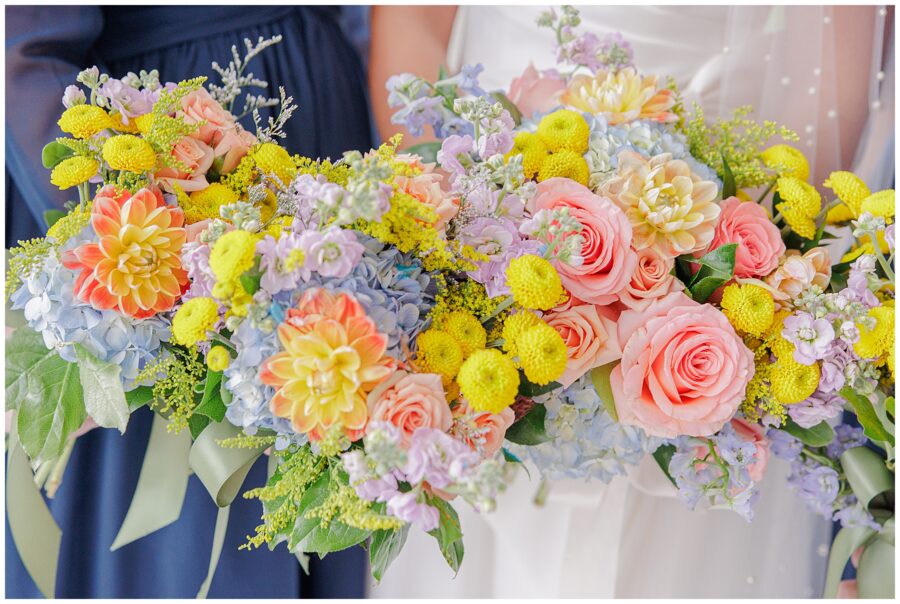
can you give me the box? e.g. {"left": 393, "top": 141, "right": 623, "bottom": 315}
{"left": 507, "top": 375, "right": 657, "bottom": 482}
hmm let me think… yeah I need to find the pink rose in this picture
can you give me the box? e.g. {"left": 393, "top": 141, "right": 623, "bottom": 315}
{"left": 367, "top": 371, "right": 452, "bottom": 447}
{"left": 528, "top": 178, "right": 638, "bottom": 305}
{"left": 213, "top": 123, "right": 257, "bottom": 174}
{"left": 708, "top": 198, "right": 785, "bottom": 279}
{"left": 544, "top": 300, "right": 622, "bottom": 387}
{"left": 764, "top": 247, "right": 831, "bottom": 308}
{"left": 617, "top": 246, "right": 683, "bottom": 311}
{"left": 507, "top": 63, "right": 566, "bottom": 119}
{"left": 395, "top": 164, "right": 459, "bottom": 232}
{"left": 155, "top": 136, "right": 215, "bottom": 193}
{"left": 611, "top": 292, "right": 755, "bottom": 437}
{"left": 730, "top": 417, "right": 770, "bottom": 482}
{"left": 180, "top": 88, "right": 236, "bottom": 145}
{"left": 453, "top": 400, "right": 515, "bottom": 457}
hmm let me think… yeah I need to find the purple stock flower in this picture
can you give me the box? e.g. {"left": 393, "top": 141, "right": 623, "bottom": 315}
{"left": 181, "top": 241, "right": 215, "bottom": 299}
{"left": 819, "top": 340, "right": 854, "bottom": 392}
{"left": 782, "top": 312, "right": 835, "bottom": 364}
{"left": 788, "top": 390, "right": 844, "bottom": 428}
{"left": 99, "top": 78, "right": 154, "bottom": 122}
{"left": 256, "top": 233, "right": 310, "bottom": 294}
{"left": 597, "top": 32, "right": 635, "bottom": 70}
{"left": 885, "top": 224, "right": 894, "bottom": 252}
{"left": 437, "top": 135, "right": 474, "bottom": 177}
{"left": 62, "top": 85, "right": 86, "bottom": 108}
{"left": 386, "top": 491, "right": 440, "bottom": 532}
{"left": 459, "top": 217, "right": 542, "bottom": 297}
{"left": 299, "top": 227, "right": 364, "bottom": 279}
{"left": 404, "top": 428, "right": 480, "bottom": 489}
{"left": 391, "top": 96, "right": 446, "bottom": 138}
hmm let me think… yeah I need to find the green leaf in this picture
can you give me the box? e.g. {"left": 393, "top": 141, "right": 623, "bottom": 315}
{"left": 239, "top": 272, "right": 261, "bottom": 296}
{"left": 886, "top": 397, "right": 895, "bottom": 420}
{"left": 369, "top": 524, "right": 410, "bottom": 583}
{"left": 125, "top": 386, "right": 155, "bottom": 412}
{"left": 685, "top": 243, "right": 737, "bottom": 303}
{"left": 41, "top": 141, "right": 74, "bottom": 169}
{"left": 405, "top": 142, "right": 443, "bottom": 165}
{"left": 426, "top": 496, "right": 464, "bottom": 574}
{"left": 194, "top": 370, "right": 226, "bottom": 422}
{"left": 437, "top": 65, "right": 450, "bottom": 81}
{"left": 289, "top": 473, "right": 371, "bottom": 554}
{"left": 781, "top": 417, "right": 836, "bottom": 448}
{"left": 691, "top": 243, "right": 738, "bottom": 275}
{"left": 43, "top": 209, "right": 66, "bottom": 229}
{"left": 491, "top": 91, "right": 523, "bottom": 126}
{"left": 517, "top": 373, "right": 560, "bottom": 398}
{"left": 504, "top": 404, "right": 550, "bottom": 446}
{"left": 188, "top": 414, "right": 211, "bottom": 439}
{"left": 652, "top": 444, "right": 677, "bottom": 486}
{"left": 840, "top": 387, "right": 895, "bottom": 445}
{"left": 721, "top": 153, "right": 736, "bottom": 199}
{"left": 589, "top": 362, "right": 618, "bottom": 421}
{"left": 74, "top": 344, "right": 129, "bottom": 433}
{"left": 5, "top": 328, "right": 52, "bottom": 410}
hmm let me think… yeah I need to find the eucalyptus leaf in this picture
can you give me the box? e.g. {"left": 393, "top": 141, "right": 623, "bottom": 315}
{"left": 840, "top": 387, "right": 894, "bottom": 445}
{"left": 74, "top": 344, "right": 129, "bottom": 433}
{"left": 504, "top": 404, "right": 550, "bottom": 446}
{"left": 405, "top": 142, "right": 443, "bottom": 164}
{"left": 369, "top": 524, "right": 410, "bottom": 582}
{"left": 781, "top": 417, "right": 836, "bottom": 448}
{"left": 41, "top": 141, "right": 74, "bottom": 169}
{"left": 5, "top": 328, "right": 51, "bottom": 410}
{"left": 589, "top": 362, "right": 618, "bottom": 421}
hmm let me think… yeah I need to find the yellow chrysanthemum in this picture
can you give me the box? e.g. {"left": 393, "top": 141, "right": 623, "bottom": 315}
{"left": 102, "top": 135, "right": 157, "bottom": 172}
{"left": 854, "top": 306, "right": 894, "bottom": 360}
{"left": 265, "top": 216, "right": 295, "bottom": 239}
{"left": 824, "top": 171, "right": 870, "bottom": 217}
{"left": 536, "top": 109, "right": 590, "bottom": 154}
{"left": 57, "top": 105, "right": 110, "bottom": 138}
{"left": 416, "top": 329, "right": 464, "bottom": 382}
{"left": 441, "top": 311, "right": 487, "bottom": 357}
{"left": 50, "top": 156, "right": 99, "bottom": 190}
{"left": 506, "top": 132, "right": 548, "bottom": 179}
{"left": 506, "top": 254, "right": 564, "bottom": 310}
{"left": 185, "top": 183, "right": 240, "bottom": 224}
{"left": 770, "top": 358, "right": 821, "bottom": 404}
{"left": 720, "top": 283, "right": 775, "bottom": 337}
{"left": 860, "top": 190, "right": 895, "bottom": 220}
{"left": 206, "top": 346, "right": 231, "bottom": 372}
{"left": 251, "top": 143, "right": 297, "bottom": 186}
{"left": 209, "top": 230, "right": 258, "bottom": 283}
{"left": 537, "top": 150, "right": 590, "bottom": 186}
{"left": 776, "top": 177, "right": 821, "bottom": 217}
{"left": 257, "top": 189, "right": 279, "bottom": 223}
{"left": 826, "top": 203, "right": 857, "bottom": 224}
{"left": 501, "top": 311, "right": 542, "bottom": 356}
{"left": 46, "top": 202, "right": 93, "bottom": 244}
{"left": 780, "top": 206, "right": 818, "bottom": 239}
{"left": 515, "top": 322, "right": 567, "bottom": 385}
{"left": 761, "top": 144, "right": 810, "bottom": 181}
{"left": 107, "top": 112, "right": 141, "bottom": 134}
{"left": 858, "top": 231, "right": 891, "bottom": 254}
{"left": 456, "top": 349, "right": 520, "bottom": 414}
{"left": 134, "top": 114, "right": 156, "bottom": 135}
{"left": 171, "top": 297, "right": 219, "bottom": 347}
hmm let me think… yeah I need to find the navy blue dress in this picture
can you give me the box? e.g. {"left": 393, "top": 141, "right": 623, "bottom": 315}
{"left": 5, "top": 6, "right": 371, "bottom": 598}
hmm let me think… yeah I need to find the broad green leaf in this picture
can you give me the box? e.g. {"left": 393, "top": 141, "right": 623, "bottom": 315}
{"left": 41, "top": 141, "right": 74, "bottom": 169}
{"left": 188, "top": 414, "right": 211, "bottom": 439}
{"left": 427, "top": 496, "right": 464, "bottom": 574}
{"left": 125, "top": 386, "right": 155, "bottom": 412}
{"left": 590, "top": 362, "right": 618, "bottom": 421}
{"left": 652, "top": 444, "right": 677, "bottom": 486}
{"left": 689, "top": 273, "right": 731, "bottom": 303}
{"left": 518, "top": 372, "right": 560, "bottom": 398}
{"left": 685, "top": 244, "right": 737, "bottom": 303}
{"left": 691, "top": 243, "right": 738, "bottom": 275}
{"left": 491, "top": 91, "right": 523, "bottom": 126}
{"left": 781, "top": 417, "right": 836, "bottom": 448}
{"left": 504, "top": 404, "right": 550, "bottom": 446}
{"left": 721, "top": 153, "right": 736, "bottom": 199}
{"left": 405, "top": 142, "right": 443, "bottom": 165}
{"left": 74, "top": 344, "right": 129, "bottom": 433}
{"left": 289, "top": 473, "right": 371, "bottom": 554}
{"left": 239, "top": 272, "right": 261, "bottom": 296}
{"left": 194, "top": 370, "right": 226, "bottom": 422}
{"left": 369, "top": 524, "right": 410, "bottom": 582}
{"left": 886, "top": 397, "right": 895, "bottom": 419}
{"left": 43, "top": 209, "right": 66, "bottom": 229}
{"left": 6, "top": 328, "right": 51, "bottom": 410}
{"left": 840, "top": 387, "right": 894, "bottom": 445}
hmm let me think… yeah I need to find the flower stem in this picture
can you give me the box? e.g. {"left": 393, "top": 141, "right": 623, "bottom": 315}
{"left": 873, "top": 244, "right": 895, "bottom": 281}
{"left": 46, "top": 437, "right": 77, "bottom": 499}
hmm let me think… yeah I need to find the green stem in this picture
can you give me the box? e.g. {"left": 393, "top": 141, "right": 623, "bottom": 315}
{"left": 756, "top": 180, "right": 776, "bottom": 205}
{"left": 483, "top": 296, "right": 514, "bottom": 324}
{"left": 533, "top": 476, "right": 551, "bottom": 507}
{"left": 45, "top": 437, "right": 77, "bottom": 499}
{"left": 872, "top": 243, "right": 895, "bottom": 281}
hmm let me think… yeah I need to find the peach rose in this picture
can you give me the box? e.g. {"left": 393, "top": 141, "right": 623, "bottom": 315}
{"left": 155, "top": 136, "right": 215, "bottom": 193}
{"left": 730, "top": 418, "right": 770, "bottom": 482}
{"left": 395, "top": 164, "right": 459, "bottom": 232}
{"left": 708, "top": 197, "right": 785, "bottom": 279}
{"left": 180, "top": 87, "right": 236, "bottom": 145}
{"left": 507, "top": 63, "right": 566, "bottom": 119}
{"left": 453, "top": 399, "right": 515, "bottom": 457}
{"left": 528, "top": 177, "right": 638, "bottom": 305}
{"left": 610, "top": 292, "right": 755, "bottom": 437}
{"left": 764, "top": 247, "right": 831, "bottom": 308}
{"left": 213, "top": 123, "right": 257, "bottom": 174}
{"left": 544, "top": 300, "right": 622, "bottom": 387}
{"left": 367, "top": 371, "right": 452, "bottom": 447}
{"left": 617, "top": 246, "right": 683, "bottom": 311}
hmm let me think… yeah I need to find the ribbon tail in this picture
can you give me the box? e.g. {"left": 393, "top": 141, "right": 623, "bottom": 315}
{"left": 189, "top": 420, "right": 265, "bottom": 508}
{"left": 823, "top": 525, "right": 876, "bottom": 597}
{"left": 196, "top": 505, "right": 231, "bottom": 599}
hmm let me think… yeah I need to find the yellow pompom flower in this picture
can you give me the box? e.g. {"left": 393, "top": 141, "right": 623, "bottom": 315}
{"left": 134, "top": 114, "right": 156, "bottom": 134}
{"left": 506, "top": 132, "right": 548, "bottom": 179}
{"left": 776, "top": 177, "right": 821, "bottom": 217}
{"left": 107, "top": 112, "right": 141, "bottom": 134}
{"left": 456, "top": 349, "right": 520, "bottom": 414}
{"left": 171, "top": 297, "right": 219, "bottom": 347}
{"left": 824, "top": 171, "right": 870, "bottom": 217}
{"left": 537, "top": 150, "right": 590, "bottom": 186}
{"left": 860, "top": 190, "right": 895, "bottom": 220}
{"left": 416, "top": 329, "right": 464, "bottom": 382}
{"left": 102, "top": 135, "right": 157, "bottom": 172}
{"left": 501, "top": 311, "right": 542, "bottom": 356}
{"left": 720, "top": 283, "right": 775, "bottom": 337}
{"left": 265, "top": 216, "right": 295, "bottom": 239}
{"left": 57, "top": 105, "right": 110, "bottom": 138}
{"left": 251, "top": 143, "right": 297, "bottom": 186}
{"left": 441, "top": 311, "right": 487, "bottom": 357}
{"left": 185, "top": 183, "right": 240, "bottom": 224}
{"left": 761, "top": 144, "right": 810, "bottom": 181}
{"left": 209, "top": 230, "right": 258, "bottom": 283}
{"left": 854, "top": 306, "right": 894, "bottom": 360}
{"left": 206, "top": 346, "right": 231, "bottom": 372}
{"left": 536, "top": 109, "right": 590, "bottom": 154}
{"left": 506, "top": 254, "right": 564, "bottom": 310}
{"left": 779, "top": 206, "right": 818, "bottom": 239}
{"left": 257, "top": 189, "right": 279, "bottom": 223}
{"left": 50, "top": 156, "right": 99, "bottom": 190}
{"left": 515, "top": 322, "right": 567, "bottom": 385}
{"left": 826, "top": 203, "right": 857, "bottom": 224}
{"left": 770, "top": 358, "right": 821, "bottom": 404}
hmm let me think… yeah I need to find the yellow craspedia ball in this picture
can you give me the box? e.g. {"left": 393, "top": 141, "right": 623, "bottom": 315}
{"left": 506, "top": 132, "right": 548, "bottom": 179}
{"left": 501, "top": 311, "right": 542, "bottom": 356}
{"left": 186, "top": 183, "right": 240, "bottom": 224}
{"left": 50, "top": 156, "right": 99, "bottom": 190}
{"left": 854, "top": 306, "right": 895, "bottom": 360}
{"left": 416, "top": 329, "right": 464, "bottom": 382}
{"left": 506, "top": 254, "right": 564, "bottom": 310}
{"left": 761, "top": 144, "right": 810, "bottom": 181}
{"left": 209, "top": 230, "right": 258, "bottom": 283}
{"left": 172, "top": 297, "right": 219, "bottom": 347}
{"left": 776, "top": 177, "right": 821, "bottom": 217}
{"left": 441, "top": 311, "right": 487, "bottom": 358}
{"left": 206, "top": 346, "right": 231, "bottom": 372}
{"left": 515, "top": 322, "right": 567, "bottom": 385}
{"left": 720, "top": 283, "right": 775, "bottom": 337}
{"left": 826, "top": 203, "right": 857, "bottom": 224}
{"left": 770, "top": 358, "right": 821, "bottom": 404}
{"left": 251, "top": 143, "right": 297, "bottom": 186}
{"left": 57, "top": 104, "right": 111, "bottom": 138}
{"left": 537, "top": 150, "right": 590, "bottom": 186}
{"left": 824, "top": 171, "right": 871, "bottom": 217}
{"left": 102, "top": 134, "right": 157, "bottom": 172}
{"left": 536, "top": 109, "right": 590, "bottom": 153}
{"left": 860, "top": 190, "right": 895, "bottom": 220}
{"left": 456, "top": 349, "right": 520, "bottom": 414}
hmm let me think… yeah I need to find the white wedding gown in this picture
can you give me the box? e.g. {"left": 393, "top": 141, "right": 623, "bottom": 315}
{"left": 369, "top": 5, "right": 893, "bottom": 598}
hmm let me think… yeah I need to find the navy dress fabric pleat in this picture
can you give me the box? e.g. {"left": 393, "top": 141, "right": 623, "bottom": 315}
{"left": 5, "top": 6, "right": 372, "bottom": 598}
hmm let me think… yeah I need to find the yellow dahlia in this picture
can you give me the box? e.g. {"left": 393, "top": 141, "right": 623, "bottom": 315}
{"left": 721, "top": 283, "right": 775, "bottom": 337}
{"left": 57, "top": 105, "right": 111, "bottom": 138}
{"left": 506, "top": 132, "right": 548, "bottom": 179}
{"left": 515, "top": 322, "right": 567, "bottom": 385}
{"left": 535, "top": 109, "right": 590, "bottom": 154}
{"left": 506, "top": 254, "right": 564, "bottom": 310}
{"left": 50, "top": 156, "right": 98, "bottom": 190}
{"left": 537, "top": 150, "right": 590, "bottom": 186}
{"left": 102, "top": 135, "right": 157, "bottom": 172}
{"left": 171, "top": 297, "right": 219, "bottom": 347}
{"left": 761, "top": 145, "right": 810, "bottom": 181}
{"left": 824, "top": 171, "right": 870, "bottom": 217}
{"left": 561, "top": 68, "right": 677, "bottom": 125}
{"left": 456, "top": 349, "right": 520, "bottom": 414}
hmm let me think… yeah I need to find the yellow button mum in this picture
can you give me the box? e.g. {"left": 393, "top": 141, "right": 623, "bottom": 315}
{"left": 506, "top": 132, "right": 548, "bottom": 179}
{"left": 209, "top": 230, "right": 258, "bottom": 283}
{"left": 720, "top": 283, "right": 775, "bottom": 337}
{"left": 761, "top": 144, "right": 810, "bottom": 181}
{"left": 185, "top": 183, "right": 240, "bottom": 224}
{"left": 456, "top": 349, "right": 520, "bottom": 414}
{"left": 50, "top": 156, "right": 99, "bottom": 190}
{"left": 172, "top": 297, "right": 219, "bottom": 347}
{"left": 824, "top": 171, "right": 870, "bottom": 217}
{"left": 776, "top": 177, "right": 821, "bottom": 217}
{"left": 251, "top": 143, "right": 297, "bottom": 186}
{"left": 536, "top": 109, "right": 590, "bottom": 154}
{"left": 501, "top": 311, "right": 542, "bottom": 356}
{"left": 860, "top": 190, "right": 895, "bottom": 220}
{"left": 58, "top": 105, "right": 111, "bottom": 138}
{"left": 826, "top": 203, "right": 857, "bottom": 224}
{"left": 770, "top": 358, "right": 820, "bottom": 404}
{"left": 515, "top": 322, "right": 567, "bottom": 385}
{"left": 506, "top": 254, "right": 564, "bottom": 310}
{"left": 537, "top": 150, "right": 590, "bottom": 186}
{"left": 779, "top": 206, "right": 818, "bottom": 239}
{"left": 102, "top": 135, "right": 157, "bottom": 172}
{"left": 854, "top": 306, "right": 894, "bottom": 360}
{"left": 416, "top": 329, "right": 464, "bottom": 382}
{"left": 441, "top": 311, "right": 487, "bottom": 357}
{"left": 206, "top": 346, "right": 231, "bottom": 372}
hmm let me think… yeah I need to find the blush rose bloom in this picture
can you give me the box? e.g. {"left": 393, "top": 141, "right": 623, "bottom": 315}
{"left": 763, "top": 247, "right": 831, "bottom": 308}
{"left": 730, "top": 417, "right": 770, "bottom": 482}
{"left": 708, "top": 197, "right": 785, "bottom": 279}
{"left": 367, "top": 371, "right": 452, "bottom": 447}
{"left": 528, "top": 177, "right": 638, "bottom": 305}
{"left": 611, "top": 292, "right": 755, "bottom": 438}
{"left": 507, "top": 63, "right": 566, "bottom": 119}
{"left": 544, "top": 300, "right": 622, "bottom": 387}
{"left": 616, "top": 246, "right": 683, "bottom": 311}
{"left": 155, "top": 136, "right": 215, "bottom": 192}
{"left": 180, "top": 87, "right": 237, "bottom": 145}
{"left": 214, "top": 123, "right": 257, "bottom": 174}
{"left": 453, "top": 399, "right": 515, "bottom": 457}
{"left": 395, "top": 164, "right": 459, "bottom": 233}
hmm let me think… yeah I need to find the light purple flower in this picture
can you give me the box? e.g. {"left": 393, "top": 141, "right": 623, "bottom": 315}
{"left": 885, "top": 224, "right": 894, "bottom": 252}
{"left": 99, "top": 78, "right": 153, "bottom": 122}
{"left": 459, "top": 217, "right": 542, "bottom": 297}
{"left": 597, "top": 32, "right": 635, "bottom": 70}
{"left": 457, "top": 63, "right": 486, "bottom": 96}
{"left": 256, "top": 233, "right": 310, "bottom": 294}
{"left": 385, "top": 491, "right": 440, "bottom": 532}
{"left": 181, "top": 241, "right": 215, "bottom": 299}
{"left": 300, "top": 227, "right": 364, "bottom": 278}
{"left": 788, "top": 390, "right": 844, "bottom": 428}
{"left": 819, "top": 340, "right": 853, "bottom": 392}
{"left": 437, "top": 134, "right": 474, "bottom": 177}
{"left": 477, "top": 110, "right": 515, "bottom": 158}
{"left": 356, "top": 474, "right": 400, "bottom": 503}
{"left": 62, "top": 85, "right": 86, "bottom": 108}
{"left": 391, "top": 96, "right": 446, "bottom": 138}
{"left": 826, "top": 424, "right": 867, "bottom": 459}
{"left": 790, "top": 464, "right": 840, "bottom": 518}
{"left": 782, "top": 312, "right": 835, "bottom": 364}
{"left": 767, "top": 429, "right": 803, "bottom": 461}
{"left": 404, "top": 428, "right": 480, "bottom": 489}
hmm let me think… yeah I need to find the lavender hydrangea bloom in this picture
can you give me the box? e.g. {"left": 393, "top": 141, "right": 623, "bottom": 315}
{"left": 788, "top": 391, "right": 844, "bottom": 428}
{"left": 782, "top": 312, "right": 835, "bottom": 364}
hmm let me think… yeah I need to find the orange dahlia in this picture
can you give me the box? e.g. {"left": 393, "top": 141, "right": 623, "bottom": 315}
{"left": 260, "top": 289, "right": 394, "bottom": 441}
{"left": 62, "top": 185, "right": 188, "bottom": 319}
